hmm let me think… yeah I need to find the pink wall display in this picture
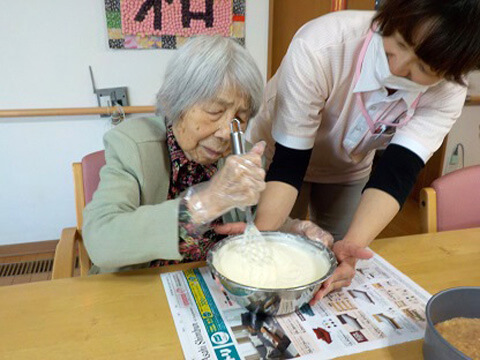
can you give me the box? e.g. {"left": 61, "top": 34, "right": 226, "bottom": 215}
{"left": 105, "top": 0, "right": 246, "bottom": 49}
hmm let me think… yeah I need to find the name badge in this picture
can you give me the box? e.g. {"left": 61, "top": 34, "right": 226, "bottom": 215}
{"left": 343, "top": 115, "right": 396, "bottom": 156}
{"left": 343, "top": 114, "right": 370, "bottom": 153}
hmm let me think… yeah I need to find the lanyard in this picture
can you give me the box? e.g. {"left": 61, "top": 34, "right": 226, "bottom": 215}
{"left": 354, "top": 29, "right": 422, "bottom": 134}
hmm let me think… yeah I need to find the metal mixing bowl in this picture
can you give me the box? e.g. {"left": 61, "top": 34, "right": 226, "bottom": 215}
{"left": 206, "top": 231, "right": 337, "bottom": 316}
{"left": 423, "top": 286, "right": 480, "bottom": 360}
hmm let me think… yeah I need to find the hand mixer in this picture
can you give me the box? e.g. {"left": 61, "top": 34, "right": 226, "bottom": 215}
{"left": 230, "top": 118, "right": 272, "bottom": 263}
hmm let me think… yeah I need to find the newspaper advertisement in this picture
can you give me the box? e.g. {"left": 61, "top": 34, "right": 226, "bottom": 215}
{"left": 161, "top": 253, "right": 430, "bottom": 360}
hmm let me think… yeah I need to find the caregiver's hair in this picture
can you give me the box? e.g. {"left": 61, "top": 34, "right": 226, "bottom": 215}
{"left": 156, "top": 36, "right": 263, "bottom": 124}
{"left": 373, "top": 0, "right": 480, "bottom": 85}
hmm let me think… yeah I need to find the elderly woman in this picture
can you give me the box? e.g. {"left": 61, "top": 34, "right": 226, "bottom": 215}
{"left": 83, "top": 36, "right": 332, "bottom": 274}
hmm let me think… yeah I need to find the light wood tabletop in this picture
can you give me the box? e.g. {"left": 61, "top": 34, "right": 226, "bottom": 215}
{"left": 1, "top": 228, "right": 479, "bottom": 360}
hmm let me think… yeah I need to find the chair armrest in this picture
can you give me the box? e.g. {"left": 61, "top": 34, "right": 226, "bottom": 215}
{"left": 420, "top": 187, "right": 437, "bottom": 233}
{"left": 52, "top": 227, "right": 80, "bottom": 280}
{"left": 77, "top": 234, "right": 91, "bottom": 276}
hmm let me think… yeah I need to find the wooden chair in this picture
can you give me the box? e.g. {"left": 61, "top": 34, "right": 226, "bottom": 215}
{"left": 52, "top": 151, "right": 105, "bottom": 279}
{"left": 420, "top": 165, "right": 480, "bottom": 233}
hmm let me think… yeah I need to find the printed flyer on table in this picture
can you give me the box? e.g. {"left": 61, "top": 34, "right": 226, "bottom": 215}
{"left": 161, "top": 254, "right": 431, "bottom": 360}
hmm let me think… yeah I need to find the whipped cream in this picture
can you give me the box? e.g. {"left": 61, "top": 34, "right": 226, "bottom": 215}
{"left": 213, "top": 240, "right": 330, "bottom": 289}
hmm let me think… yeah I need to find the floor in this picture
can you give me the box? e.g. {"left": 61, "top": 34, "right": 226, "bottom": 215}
{"left": 0, "top": 198, "right": 421, "bottom": 287}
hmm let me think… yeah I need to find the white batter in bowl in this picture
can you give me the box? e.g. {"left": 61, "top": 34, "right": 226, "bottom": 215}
{"left": 207, "top": 232, "right": 337, "bottom": 315}
{"left": 213, "top": 239, "right": 330, "bottom": 289}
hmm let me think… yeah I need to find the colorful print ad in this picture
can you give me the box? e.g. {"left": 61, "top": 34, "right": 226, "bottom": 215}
{"left": 161, "top": 254, "right": 430, "bottom": 359}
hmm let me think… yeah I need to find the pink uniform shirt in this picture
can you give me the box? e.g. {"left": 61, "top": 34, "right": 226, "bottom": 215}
{"left": 246, "top": 11, "right": 466, "bottom": 184}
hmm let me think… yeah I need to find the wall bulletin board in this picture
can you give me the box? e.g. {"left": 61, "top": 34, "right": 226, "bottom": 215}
{"left": 105, "top": 0, "right": 246, "bottom": 49}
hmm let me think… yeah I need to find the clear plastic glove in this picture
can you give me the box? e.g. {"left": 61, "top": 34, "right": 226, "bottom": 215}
{"left": 279, "top": 218, "right": 334, "bottom": 248}
{"left": 184, "top": 141, "right": 266, "bottom": 225}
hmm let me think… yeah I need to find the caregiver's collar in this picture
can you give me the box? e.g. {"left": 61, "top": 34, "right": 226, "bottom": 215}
{"left": 353, "top": 32, "right": 421, "bottom": 108}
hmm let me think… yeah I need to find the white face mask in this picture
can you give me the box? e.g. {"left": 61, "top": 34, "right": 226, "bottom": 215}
{"left": 374, "top": 36, "right": 431, "bottom": 93}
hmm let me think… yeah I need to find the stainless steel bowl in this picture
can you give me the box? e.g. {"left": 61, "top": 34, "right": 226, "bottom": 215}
{"left": 423, "top": 286, "right": 480, "bottom": 360}
{"left": 207, "top": 231, "right": 337, "bottom": 316}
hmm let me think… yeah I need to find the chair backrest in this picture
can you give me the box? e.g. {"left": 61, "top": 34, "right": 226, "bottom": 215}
{"left": 82, "top": 150, "right": 106, "bottom": 205}
{"left": 431, "top": 165, "right": 480, "bottom": 232}
{"left": 56, "top": 150, "right": 105, "bottom": 278}
{"left": 73, "top": 150, "right": 105, "bottom": 230}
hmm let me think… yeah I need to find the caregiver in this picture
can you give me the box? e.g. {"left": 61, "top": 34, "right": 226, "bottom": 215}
{"left": 246, "top": 0, "right": 480, "bottom": 302}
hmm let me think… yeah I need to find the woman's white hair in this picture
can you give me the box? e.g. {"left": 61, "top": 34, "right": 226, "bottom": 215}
{"left": 156, "top": 36, "right": 263, "bottom": 125}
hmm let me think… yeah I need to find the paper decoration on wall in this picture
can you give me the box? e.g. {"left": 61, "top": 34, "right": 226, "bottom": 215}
{"left": 105, "top": 0, "right": 246, "bottom": 49}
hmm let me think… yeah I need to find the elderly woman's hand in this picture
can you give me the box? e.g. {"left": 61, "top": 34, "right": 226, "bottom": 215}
{"left": 279, "top": 218, "right": 334, "bottom": 248}
{"left": 186, "top": 141, "right": 266, "bottom": 224}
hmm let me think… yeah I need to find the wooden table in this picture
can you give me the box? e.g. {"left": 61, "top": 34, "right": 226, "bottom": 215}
{"left": 1, "top": 228, "right": 479, "bottom": 359}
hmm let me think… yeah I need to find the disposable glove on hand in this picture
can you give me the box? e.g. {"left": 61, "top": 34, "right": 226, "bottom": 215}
{"left": 185, "top": 141, "right": 266, "bottom": 225}
{"left": 279, "top": 218, "right": 334, "bottom": 248}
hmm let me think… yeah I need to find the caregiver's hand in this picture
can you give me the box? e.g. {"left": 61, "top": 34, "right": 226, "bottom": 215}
{"left": 187, "top": 141, "right": 266, "bottom": 224}
{"left": 280, "top": 218, "right": 334, "bottom": 248}
{"left": 310, "top": 240, "right": 373, "bottom": 305}
{"left": 214, "top": 218, "right": 334, "bottom": 248}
